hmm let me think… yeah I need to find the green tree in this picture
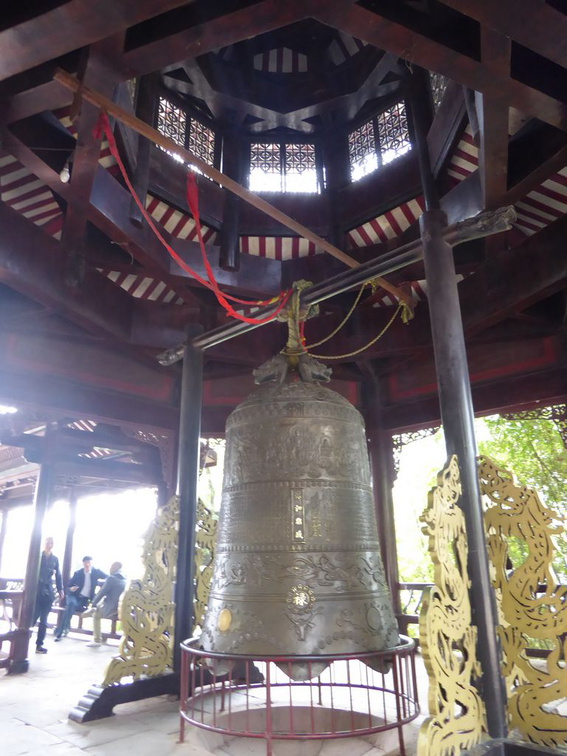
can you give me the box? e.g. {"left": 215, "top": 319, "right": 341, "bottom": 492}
{"left": 477, "top": 413, "right": 567, "bottom": 577}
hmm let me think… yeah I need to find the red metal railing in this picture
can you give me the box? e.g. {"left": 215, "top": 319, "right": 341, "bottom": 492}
{"left": 180, "top": 635, "right": 419, "bottom": 756}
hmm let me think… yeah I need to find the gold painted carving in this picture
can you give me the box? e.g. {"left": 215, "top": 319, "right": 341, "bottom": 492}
{"left": 479, "top": 455, "right": 567, "bottom": 749}
{"left": 194, "top": 498, "right": 218, "bottom": 632}
{"left": 102, "top": 495, "right": 179, "bottom": 686}
{"left": 418, "top": 455, "right": 486, "bottom": 756}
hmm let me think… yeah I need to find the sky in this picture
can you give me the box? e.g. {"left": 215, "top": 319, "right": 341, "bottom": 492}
{"left": 2, "top": 488, "right": 159, "bottom": 580}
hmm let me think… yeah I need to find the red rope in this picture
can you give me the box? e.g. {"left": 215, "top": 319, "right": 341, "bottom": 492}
{"left": 185, "top": 173, "right": 289, "bottom": 311}
{"left": 94, "top": 113, "right": 291, "bottom": 325}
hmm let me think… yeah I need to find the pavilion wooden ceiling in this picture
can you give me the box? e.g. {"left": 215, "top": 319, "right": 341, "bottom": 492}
{"left": 0, "top": 0, "right": 566, "bottom": 433}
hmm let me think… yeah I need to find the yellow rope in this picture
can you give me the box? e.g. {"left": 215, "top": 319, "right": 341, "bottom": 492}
{"left": 309, "top": 304, "right": 403, "bottom": 360}
{"left": 304, "top": 283, "right": 366, "bottom": 349}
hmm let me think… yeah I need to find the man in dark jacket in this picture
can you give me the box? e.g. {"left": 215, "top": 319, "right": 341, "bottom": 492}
{"left": 85, "top": 561, "right": 127, "bottom": 646}
{"left": 33, "top": 537, "right": 64, "bottom": 654}
{"left": 55, "top": 556, "right": 107, "bottom": 640}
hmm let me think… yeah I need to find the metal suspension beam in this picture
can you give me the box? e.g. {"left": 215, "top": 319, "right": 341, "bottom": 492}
{"left": 156, "top": 205, "right": 515, "bottom": 364}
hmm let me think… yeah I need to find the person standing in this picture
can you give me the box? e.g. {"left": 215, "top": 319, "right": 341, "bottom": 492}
{"left": 32, "top": 537, "right": 64, "bottom": 654}
{"left": 55, "top": 556, "right": 107, "bottom": 640}
{"left": 84, "top": 561, "right": 126, "bottom": 646}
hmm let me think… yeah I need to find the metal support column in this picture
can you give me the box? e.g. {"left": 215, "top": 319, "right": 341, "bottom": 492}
{"left": 173, "top": 325, "right": 204, "bottom": 672}
{"left": 420, "top": 208, "right": 507, "bottom": 737}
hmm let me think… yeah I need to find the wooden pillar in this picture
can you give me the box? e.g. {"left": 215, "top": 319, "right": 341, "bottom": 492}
{"left": 129, "top": 74, "right": 159, "bottom": 226}
{"left": 362, "top": 382, "right": 402, "bottom": 624}
{"left": 219, "top": 129, "right": 243, "bottom": 271}
{"left": 62, "top": 488, "right": 78, "bottom": 586}
{"left": 321, "top": 127, "right": 350, "bottom": 250}
{"left": 421, "top": 208, "right": 507, "bottom": 737}
{"left": 9, "top": 428, "right": 56, "bottom": 674}
{"left": 408, "top": 67, "right": 438, "bottom": 210}
{"left": 173, "top": 325, "right": 204, "bottom": 672}
{"left": 410, "top": 65, "right": 507, "bottom": 737}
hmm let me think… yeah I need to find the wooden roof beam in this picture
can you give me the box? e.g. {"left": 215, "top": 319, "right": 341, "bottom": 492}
{"left": 440, "top": 0, "right": 567, "bottom": 70}
{"left": 382, "top": 363, "right": 567, "bottom": 432}
{"left": 61, "top": 42, "right": 123, "bottom": 288}
{"left": 1, "top": 126, "right": 202, "bottom": 305}
{"left": 313, "top": 3, "right": 567, "bottom": 131}
{"left": 2, "top": 124, "right": 282, "bottom": 304}
{"left": 1, "top": 80, "right": 73, "bottom": 125}
{"left": 475, "top": 29, "right": 511, "bottom": 210}
{"left": 505, "top": 143, "right": 567, "bottom": 206}
{"left": 55, "top": 70, "right": 414, "bottom": 308}
{"left": 122, "top": 0, "right": 331, "bottom": 78}
{"left": 0, "top": 0, "right": 193, "bottom": 83}
{"left": 0, "top": 364, "right": 178, "bottom": 432}
{"left": 0, "top": 197, "right": 201, "bottom": 353}
{"left": 0, "top": 201, "right": 133, "bottom": 342}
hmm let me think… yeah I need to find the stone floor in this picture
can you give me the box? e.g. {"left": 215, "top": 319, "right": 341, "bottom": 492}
{"left": 0, "top": 630, "right": 428, "bottom": 756}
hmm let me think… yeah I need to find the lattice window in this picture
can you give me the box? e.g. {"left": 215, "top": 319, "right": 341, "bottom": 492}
{"left": 156, "top": 97, "right": 216, "bottom": 169}
{"left": 349, "top": 121, "right": 378, "bottom": 182}
{"left": 284, "top": 143, "right": 318, "bottom": 193}
{"left": 250, "top": 141, "right": 319, "bottom": 193}
{"left": 157, "top": 97, "right": 186, "bottom": 148}
{"left": 189, "top": 117, "right": 215, "bottom": 167}
{"left": 377, "top": 102, "right": 412, "bottom": 165}
{"left": 429, "top": 72, "right": 449, "bottom": 112}
{"left": 349, "top": 101, "right": 412, "bottom": 181}
{"left": 250, "top": 143, "right": 282, "bottom": 192}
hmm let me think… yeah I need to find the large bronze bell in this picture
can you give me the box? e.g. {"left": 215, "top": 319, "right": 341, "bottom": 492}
{"left": 201, "top": 356, "right": 399, "bottom": 679}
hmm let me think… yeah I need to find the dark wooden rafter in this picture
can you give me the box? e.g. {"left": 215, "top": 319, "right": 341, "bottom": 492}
{"left": 129, "top": 73, "right": 159, "bottom": 226}
{"left": 1, "top": 119, "right": 283, "bottom": 306}
{"left": 0, "top": 1, "right": 563, "bottom": 424}
{"left": 61, "top": 40, "right": 123, "bottom": 287}
{"left": 122, "top": 0, "right": 331, "bottom": 78}
{"left": 0, "top": 0, "right": 194, "bottom": 83}
{"left": 170, "top": 50, "right": 401, "bottom": 132}
{"left": 381, "top": 361, "right": 567, "bottom": 433}
{"left": 0, "top": 361, "right": 179, "bottom": 433}
{"left": 313, "top": 2, "right": 567, "bottom": 131}
{"left": 189, "top": 45, "right": 398, "bottom": 123}
{"left": 426, "top": 80, "right": 467, "bottom": 178}
{"left": 505, "top": 143, "right": 567, "bottom": 206}
{"left": 0, "top": 199, "right": 131, "bottom": 342}
{"left": 439, "top": 0, "right": 567, "bottom": 70}
{"left": 0, "top": 127, "right": 204, "bottom": 306}
{"left": 54, "top": 69, "right": 415, "bottom": 308}
{"left": 0, "top": 80, "right": 72, "bottom": 125}
{"left": 475, "top": 28, "right": 511, "bottom": 210}
{"left": 0, "top": 197, "right": 206, "bottom": 353}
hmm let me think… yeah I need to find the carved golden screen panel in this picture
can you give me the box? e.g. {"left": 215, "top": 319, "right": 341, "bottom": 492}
{"left": 479, "top": 455, "right": 567, "bottom": 749}
{"left": 102, "top": 495, "right": 179, "bottom": 686}
{"left": 418, "top": 455, "right": 486, "bottom": 756}
{"left": 194, "top": 499, "right": 218, "bottom": 632}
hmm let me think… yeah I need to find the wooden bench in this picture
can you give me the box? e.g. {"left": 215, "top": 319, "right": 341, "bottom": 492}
{"left": 49, "top": 605, "right": 121, "bottom": 642}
